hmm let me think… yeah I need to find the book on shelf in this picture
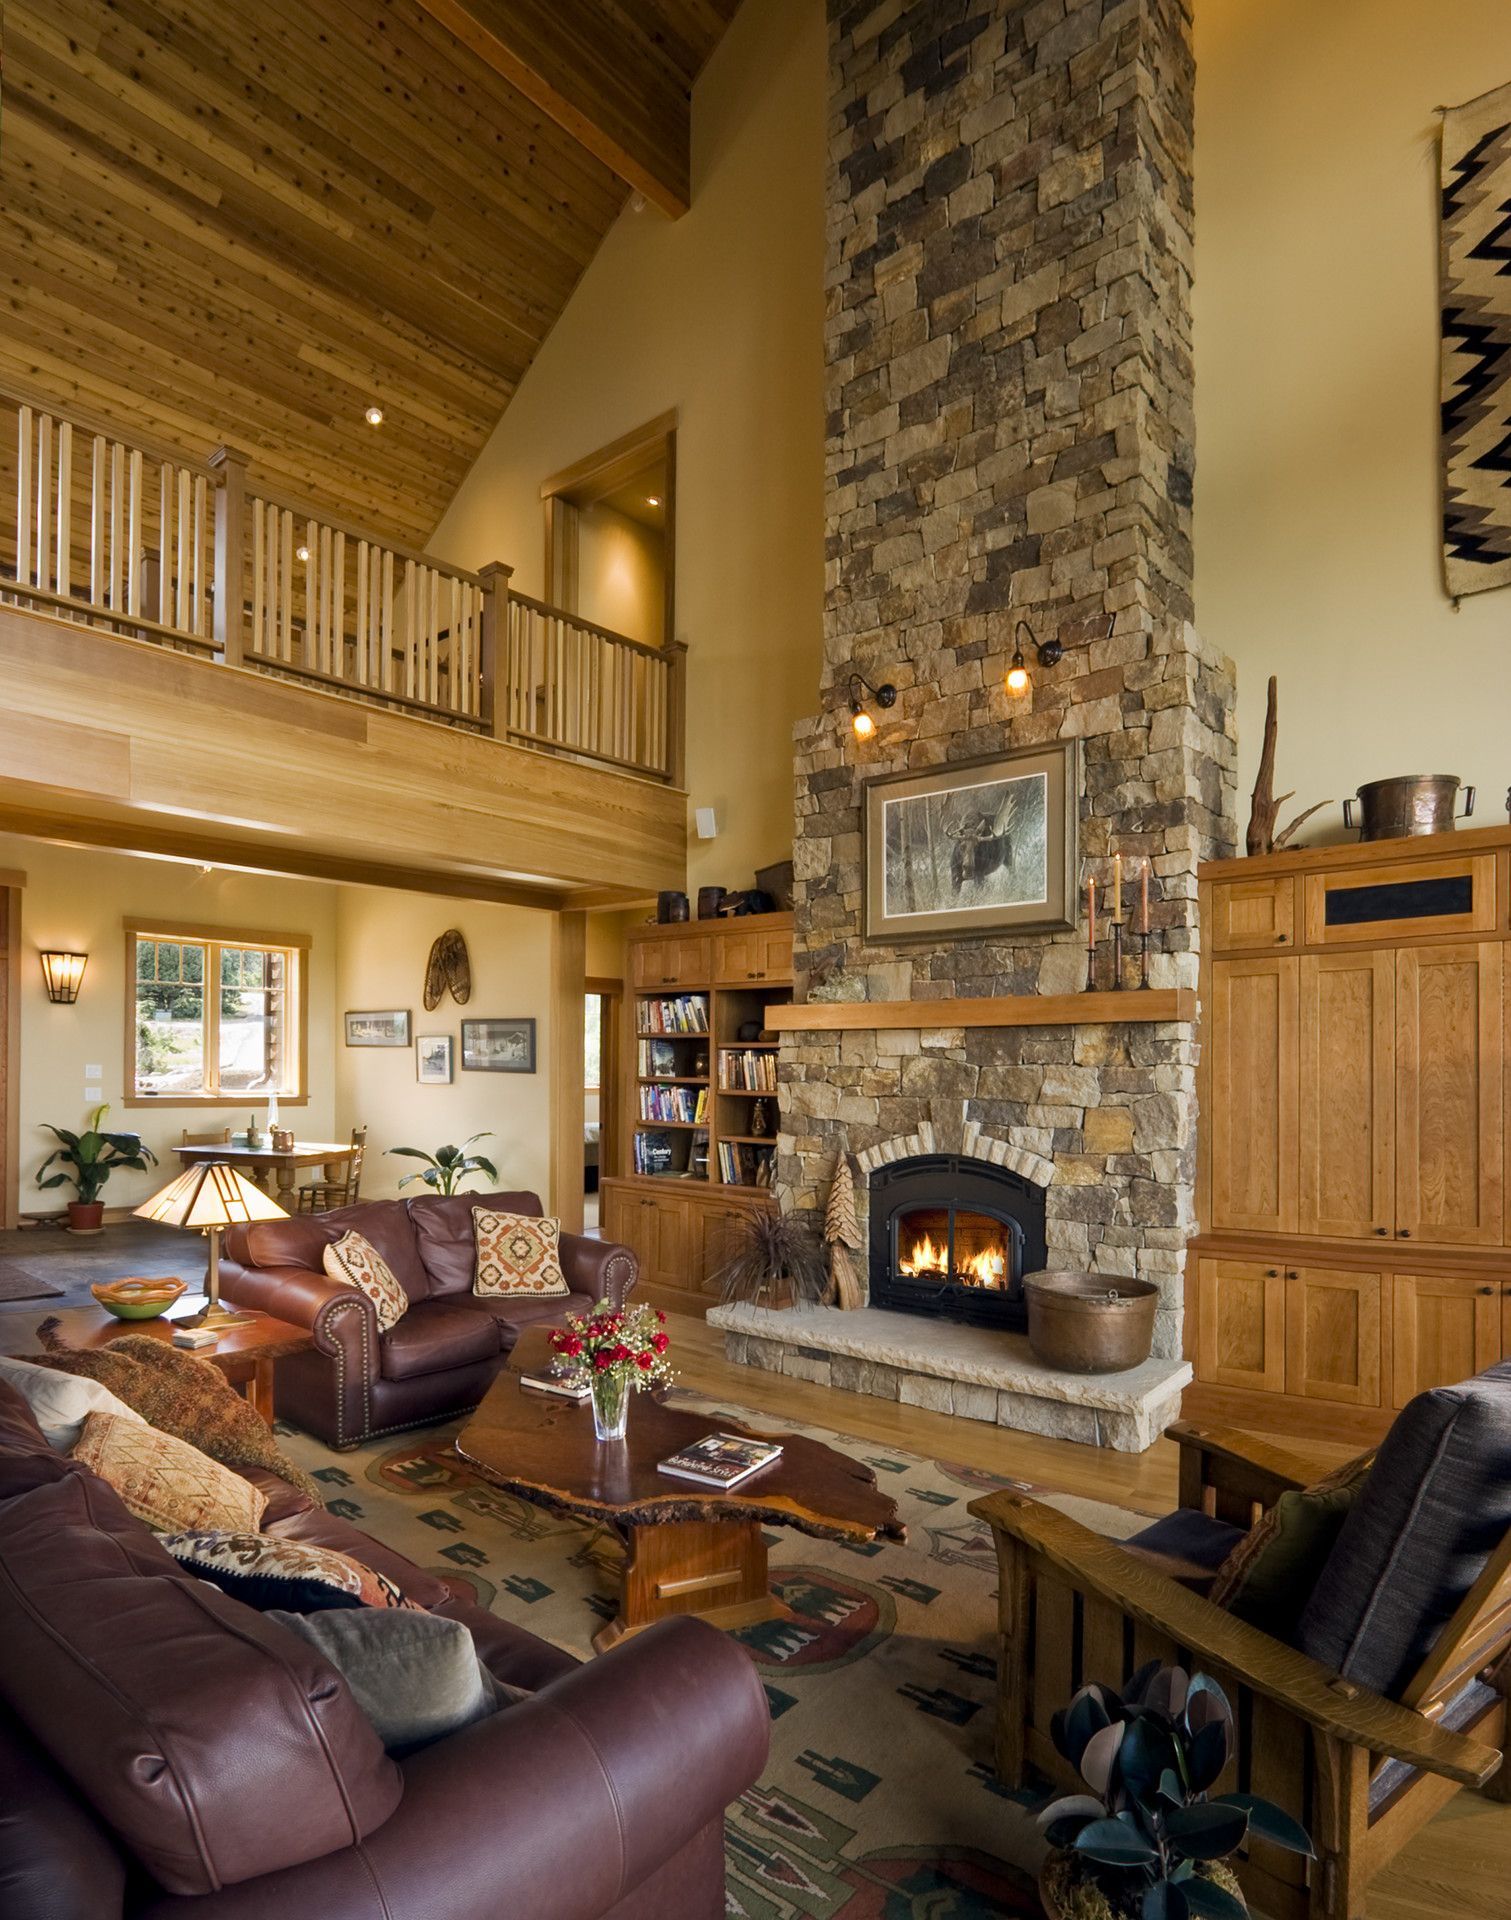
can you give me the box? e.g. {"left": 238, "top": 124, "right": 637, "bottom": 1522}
{"left": 657, "top": 1433, "right": 784, "bottom": 1489}
{"left": 638, "top": 1084, "right": 709, "bottom": 1124}
{"left": 519, "top": 1371, "right": 591, "bottom": 1401}
{"left": 639, "top": 1037, "right": 683, "bottom": 1076}
{"left": 716, "top": 1140, "right": 775, "bottom": 1187}
{"left": 720, "top": 1047, "right": 778, "bottom": 1092}
{"left": 690, "top": 1127, "right": 710, "bottom": 1180}
{"left": 633, "top": 1130, "right": 677, "bottom": 1176}
{"left": 638, "top": 994, "right": 709, "bottom": 1035}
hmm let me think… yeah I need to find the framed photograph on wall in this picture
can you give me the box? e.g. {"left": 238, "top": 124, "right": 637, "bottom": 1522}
{"left": 863, "top": 741, "right": 1080, "bottom": 942}
{"left": 416, "top": 1034, "right": 454, "bottom": 1084}
{"left": 345, "top": 1009, "right": 411, "bottom": 1047}
{"left": 461, "top": 1017, "right": 537, "bottom": 1073}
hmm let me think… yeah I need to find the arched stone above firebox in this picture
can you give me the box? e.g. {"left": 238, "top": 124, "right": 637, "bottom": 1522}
{"left": 853, "top": 1118, "right": 1054, "bottom": 1191}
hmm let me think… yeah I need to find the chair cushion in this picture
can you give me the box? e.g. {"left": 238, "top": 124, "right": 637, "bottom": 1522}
{"left": 1296, "top": 1362, "right": 1511, "bottom": 1697}
{"left": 1211, "top": 1451, "right": 1373, "bottom": 1636}
{"left": 408, "top": 1189, "right": 545, "bottom": 1297}
{"left": 0, "top": 1472, "right": 401, "bottom": 1895}
{"left": 159, "top": 1530, "right": 416, "bottom": 1613}
{"left": 324, "top": 1230, "right": 411, "bottom": 1332}
{"left": 469, "top": 1289, "right": 596, "bottom": 1349}
{"left": 378, "top": 1300, "right": 501, "bottom": 1381}
{"left": 473, "top": 1208, "right": 570, "bottom": 1298}
{"left": 70, "top": 1411, "right": 267, "bottom": 1535}
{"left": 0, "top": 1353, "right": 147, "bottom": 1452}
{"left": 248, "top": 1198, "right": 429, "bottom": 1302}
{"left": 1123, "top": 1508, "right": 1247, "bottom": 1573}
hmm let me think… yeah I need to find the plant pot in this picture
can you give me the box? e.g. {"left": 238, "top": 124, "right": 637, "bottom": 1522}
{"left": 65, "top": 1200, "right": 106, "bottom": 1235}
{"left": 1039, "top": 1851, "right": 1246, "bottom": 1919}
{"left": 590, "top": 1371, "right": 630, "bottom": 1442}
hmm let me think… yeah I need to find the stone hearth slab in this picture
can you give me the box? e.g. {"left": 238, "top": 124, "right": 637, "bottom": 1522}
{"left": 707, "top": 1303, "right": 1190, "bottom": 1453}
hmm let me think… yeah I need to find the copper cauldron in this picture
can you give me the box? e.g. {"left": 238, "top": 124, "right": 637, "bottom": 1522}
{"left": 1343, "top": 775, "right": 1475, "bottom": 841}
{"left": 1023, "top": 1270, "right": 1159, "bottom": 1374}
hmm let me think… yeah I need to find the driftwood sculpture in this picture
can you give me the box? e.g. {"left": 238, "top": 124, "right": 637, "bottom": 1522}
{"left": 1245, "top": 676, "right": 1330, "bottom": 855}
{"left": 824, "top": 1153, "right": 865, "bottom": 1311}
{"left": 423, "top": 929, "right": 472, "bottom": 1010}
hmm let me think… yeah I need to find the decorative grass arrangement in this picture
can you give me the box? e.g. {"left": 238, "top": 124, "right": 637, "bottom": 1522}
{"left": 715, "top": 1208, "right": 826, "bottom": 1310}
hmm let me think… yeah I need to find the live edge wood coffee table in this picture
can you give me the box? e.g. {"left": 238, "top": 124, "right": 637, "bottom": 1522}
{"left": 457, "top": 1327, "right": 906, "bottom": 1652}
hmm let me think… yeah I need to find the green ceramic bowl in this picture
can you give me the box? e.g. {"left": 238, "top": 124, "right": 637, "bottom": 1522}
{"left": 92, "top": 1277, "right": 188, "bottom": 1321}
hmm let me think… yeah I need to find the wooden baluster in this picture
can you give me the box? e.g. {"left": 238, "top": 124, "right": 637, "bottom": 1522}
{"left": 89, "top": 435, "right": 106, "bottom": 607}
{"left": 176, "top": 468, "right": 191, "bottom": 633}
{"left": 16, "top": 405, "right": 33, "bottom": 589}
{"left": 36, "top": 414, "right": 53, "bottom": 595}
{"left": 403, "top": 560, "right": 417, "bottom": 699}
{"left": 251, "top": 499, "right": 265, "bottom": 651}
{"left": 354, "top": 540, "right": 369, "bottom": 686}
{"left": 429, "top": 568, "right": 440, "bottom": 706}
{"left": 262, "top": 502, "right": 276, "bottom": 657}
{"left": 157, "top": 461, "right": 172, "bottom": 624}
{"left": 449, "top": 575, "right": 462, "bottom": 711}
{"left": 381, "top": 547, "right": 395, "bottom": 693}
{"left": 55, "top": 420, "right": 72, "bottom": 602}
{"left": 279, "top": 511, "right": 293, "bottom": 660}
{"left": 193, "top": 472, "right": 208, "bottom": 637}
{"left": 369, "top": 545, "right": 382, "bottom": 685}
{"left": 331, "top": 529, "right": 346, "bottom": 680}
{"left": 108, "top": 443, "right": 124, "bottom": 612}
{"left": 317, "top": 525, "right": 332, "bottom": 675}
{"left": 303, "top": 521, "right": 318, "bottom": 668}
{"left": 126, "top": 450, "right": 143, "bottom": 617}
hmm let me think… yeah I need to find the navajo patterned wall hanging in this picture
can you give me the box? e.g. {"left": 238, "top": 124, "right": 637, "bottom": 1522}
{"left": 1441, "top": 82, "right": 1511, "bottom": 598}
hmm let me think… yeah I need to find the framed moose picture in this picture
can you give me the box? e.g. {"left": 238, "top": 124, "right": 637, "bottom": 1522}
{"left": 862, "top": 741, "right": 1079, "bottom": 942}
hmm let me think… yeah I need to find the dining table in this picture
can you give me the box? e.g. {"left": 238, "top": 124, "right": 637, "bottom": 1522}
{"left": 173, "top": 1140, "right": 355, "bottom": 1212}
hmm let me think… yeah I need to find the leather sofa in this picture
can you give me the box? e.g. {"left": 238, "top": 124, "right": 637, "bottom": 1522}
{"left": 0, "top": 1379, "right": 770, "bottom": 1920}
{"left": 218, "top": 1190, "right": 637, "bottom": 1448}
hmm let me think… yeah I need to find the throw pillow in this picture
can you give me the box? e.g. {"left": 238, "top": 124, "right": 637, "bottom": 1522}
{"left": 323, "top": 1231, "right": 410, "bottom": 1331}
{"left": 159, "top": 1530, "right": 417, "bottom": 1612}
{"left": 473, "top": 1209, "right": 569, "bottom": 1298}
{"left": 267, "top": 1607, "right": 525, "bottom": 1755}
{"left": 0, "top": 1352, "right": 147, "bottom": 1452}
{"left": 1210, "top": 1450, "right": 1375, "bottom": 1636}
{"left": 70, "top": 1411, "right": 267, "bottom": 1535}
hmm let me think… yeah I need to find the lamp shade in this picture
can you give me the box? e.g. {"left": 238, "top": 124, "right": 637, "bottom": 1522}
{"left": 134, "top": 1163, "right": 288, "bottom": 1230}
{"left": 40, "top": 952, "right": 88, "bottom": 1003}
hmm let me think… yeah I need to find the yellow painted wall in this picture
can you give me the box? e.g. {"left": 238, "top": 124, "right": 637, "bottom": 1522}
{"left": 429, "top": 0, "right": 826, "bottom": 893}
{"left": 1195, "top": 0, "right": 1509, "bottom": 840}
{"left": 576, "top": 503, "right": 665, "bottom": 650}
{"left": 4, "top": 839, "right": 339, "bottom": 1214}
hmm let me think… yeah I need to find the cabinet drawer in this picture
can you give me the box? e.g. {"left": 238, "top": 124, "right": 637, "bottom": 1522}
{"left": 1209, "top": 878, "right": 1295, "bottom": 953}
{"left": 1303, "top": 853, "right": 1497, "bottom": 948}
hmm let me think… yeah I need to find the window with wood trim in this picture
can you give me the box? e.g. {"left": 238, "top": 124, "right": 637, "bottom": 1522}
{"left": 127, "top": 926, "right": 306, "bottom": 1104}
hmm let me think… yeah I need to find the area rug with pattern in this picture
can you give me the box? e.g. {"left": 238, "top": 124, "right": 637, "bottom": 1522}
{"left": 279, "top": 1392, "right": 1146, "bottom": 1920}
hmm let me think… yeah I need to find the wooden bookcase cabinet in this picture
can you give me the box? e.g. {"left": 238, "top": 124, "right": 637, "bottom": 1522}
{"left": 1192, "top": 828, "right": 1511, "bottom": 1440}
{"left": 603, "top": 912, "right": 792, "bottom": 1316}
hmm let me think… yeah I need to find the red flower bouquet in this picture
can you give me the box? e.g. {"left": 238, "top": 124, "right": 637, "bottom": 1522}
{"left": 549, "top": 1303, "right": 673, "bottom": 1440}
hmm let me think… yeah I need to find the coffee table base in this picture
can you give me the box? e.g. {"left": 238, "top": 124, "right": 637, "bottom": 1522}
{"left": 594, "top": 1516, "right": 783, "bottom": 1654}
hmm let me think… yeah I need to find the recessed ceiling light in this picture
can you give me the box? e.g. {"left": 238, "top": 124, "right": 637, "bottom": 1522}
{"left": 296, "top": 544, "right": 311, "bottom": 562}
{"left": 646, "top": 495, "right": 661, "bottom": 507}
{"left": 365, "top": 405, "right": 384, "bottom": 426}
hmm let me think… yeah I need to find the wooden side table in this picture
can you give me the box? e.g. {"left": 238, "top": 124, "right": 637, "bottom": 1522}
{"left": 2, "top": 1301, "right": 314, "bottom": 1425}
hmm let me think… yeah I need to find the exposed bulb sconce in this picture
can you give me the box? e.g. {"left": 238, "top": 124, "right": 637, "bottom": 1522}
{"left": 847, "top": 672, "right": 896, "bottom": 740}
{"left": 1005, "top": 617, "right": 1067, "bottom": 698}
{"left": 40, "top": 951, "right": 87, "bottom": 1004}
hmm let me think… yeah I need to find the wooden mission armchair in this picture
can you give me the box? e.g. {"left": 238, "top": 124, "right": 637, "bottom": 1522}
{"left": 971, "top": 1365, "right": 1511, "bottom": 1920}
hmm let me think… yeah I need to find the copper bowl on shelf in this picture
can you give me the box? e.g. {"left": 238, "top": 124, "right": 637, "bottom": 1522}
{"left": 91, "top": 1276, "right": 187, "bottom": 1321}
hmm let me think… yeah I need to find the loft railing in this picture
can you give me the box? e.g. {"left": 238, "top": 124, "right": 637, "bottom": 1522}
{"left": 0, "top": 389, "right": 684, "bottom": 785}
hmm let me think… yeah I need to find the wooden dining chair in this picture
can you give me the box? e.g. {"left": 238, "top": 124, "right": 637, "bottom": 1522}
{"left": 180, "top": 1127, "right": 232, "bottom": 1147}
{"left": 294, "top": 1127, "right": 367, "bottom": 1214}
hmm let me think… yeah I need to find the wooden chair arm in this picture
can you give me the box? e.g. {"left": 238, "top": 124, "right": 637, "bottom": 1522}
{"left": 969, "top": 1489, "right": 1501, "bottom": 1789}
{"left": 1168, "top": 1421, "right": 1320, "bottom": 1516}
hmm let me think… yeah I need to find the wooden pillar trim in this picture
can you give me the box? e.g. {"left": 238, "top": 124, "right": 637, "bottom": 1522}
{"left": 551, "top": 909, "right": 588, "bottom": 1236}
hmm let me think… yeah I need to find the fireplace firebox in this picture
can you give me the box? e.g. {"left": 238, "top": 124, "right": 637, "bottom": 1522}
{"left": 867, "top": 1155, "right": 1044, "bottom": 1331}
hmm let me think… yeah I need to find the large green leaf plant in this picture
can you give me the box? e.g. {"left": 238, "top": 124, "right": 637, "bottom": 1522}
{"left": 385, "top": 1133, "right": 498, "bottom": 1197}
{"left": 36, "top": 1103, "right": 158, "bottom": 1205}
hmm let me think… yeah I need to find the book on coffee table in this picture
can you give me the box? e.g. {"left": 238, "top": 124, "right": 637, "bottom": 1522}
{"left": 657, "top": 1433, "right": 784, "bottom": 1489}
{"left": 519, "top": 1372, "right": 591, "bottom": 1402}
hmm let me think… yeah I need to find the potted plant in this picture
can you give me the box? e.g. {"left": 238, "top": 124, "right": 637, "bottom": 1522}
{"left": 549, "top": 1303, "right": 673, "bottom": 1441}
{"left": 36, "top": 1103, "right": 159, "bottom": 1233}
{"left": 1037, "top": 1664, "right": 1312, "bottom": 1919}
{"left": 715, "top": 1207, "right": 827, "bottom": 1311}
{"left": 386, "top": 1133, "right": 498, "bottom": 1196}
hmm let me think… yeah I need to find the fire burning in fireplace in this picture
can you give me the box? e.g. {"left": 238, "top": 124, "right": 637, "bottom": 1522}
{"left": 897, "top": 1222, "right": 1008, "bottom": 1290}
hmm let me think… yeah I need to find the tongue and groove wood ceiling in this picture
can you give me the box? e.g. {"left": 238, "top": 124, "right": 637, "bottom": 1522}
{"left": 0, "top": 0, "right": 740, "bottom": 548}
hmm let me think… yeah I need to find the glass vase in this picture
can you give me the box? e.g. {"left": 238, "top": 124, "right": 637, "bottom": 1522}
{"left": 590, "top": 1369, "right": 629, "bottom": 1442}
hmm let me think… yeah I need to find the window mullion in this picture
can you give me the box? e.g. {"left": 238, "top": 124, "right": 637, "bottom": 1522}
{"left": 206, "top": 941, "right": 221, "bottom": 1098}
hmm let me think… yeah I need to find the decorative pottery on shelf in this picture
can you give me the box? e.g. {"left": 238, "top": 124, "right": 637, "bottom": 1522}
{"left": 91, "top": 1276, "right": 188, "bottom": 1321}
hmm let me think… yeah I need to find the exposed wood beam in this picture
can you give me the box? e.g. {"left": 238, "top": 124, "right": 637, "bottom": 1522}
{"left": 413, "top": 0, "right": 692, "bottom": 218}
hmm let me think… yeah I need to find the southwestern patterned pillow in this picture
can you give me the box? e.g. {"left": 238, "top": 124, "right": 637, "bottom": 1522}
{"left": 71, "top": 1411, "right": 267, "bottom": 1535}
{"left": 323, "top": 1230, "right": 410, "bottom": 1331}
{"left": 472, "top": 1209, "right": 570, "bottom": 1298}
{"left": 160, "top": 1530, "right": 418, "bottom": 1612}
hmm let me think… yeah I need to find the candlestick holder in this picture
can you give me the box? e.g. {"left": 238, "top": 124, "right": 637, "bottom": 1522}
{"left": 1138, "top": 930, "right": 1151, "bottom": 989}
{"left": 1084, "top": 942, "right": 1098, "bottom": 992}
{"left": 1111, "top": 922, "right": 1126, "bottom": 989}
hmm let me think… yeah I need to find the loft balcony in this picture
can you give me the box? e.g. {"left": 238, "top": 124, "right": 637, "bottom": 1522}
{"left": 0, "top": 391, "right": 686, "bottom": 905}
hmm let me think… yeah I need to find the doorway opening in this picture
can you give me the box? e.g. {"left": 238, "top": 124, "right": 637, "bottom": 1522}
{"left": 583, "top": 977, "right": 621, "bottom": 1234}
{"left": 542, "top": 414, "right": 676, "bottom": 652}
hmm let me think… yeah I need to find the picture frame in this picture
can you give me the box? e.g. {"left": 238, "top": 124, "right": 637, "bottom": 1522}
{"left": 863, "top": 741, "right": 1080, "bottom": 942}
{"left": 461, "top": 1017, "right": 537, "bottom": 1074}
{"left": 344, "top": 1009, "right": 411, "bottom": 1048}
{"left": 416, "top": 1034, "right": 454, "bottom": 1084}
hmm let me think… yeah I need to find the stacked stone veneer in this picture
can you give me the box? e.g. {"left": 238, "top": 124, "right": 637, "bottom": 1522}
{"left": 776, "top": 0, "right": 1238, "bottom": 1361}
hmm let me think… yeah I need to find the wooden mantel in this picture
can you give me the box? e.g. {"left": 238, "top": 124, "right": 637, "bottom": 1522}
{"left": 768, "top": 990, "right": 1194, "bottom": 1032}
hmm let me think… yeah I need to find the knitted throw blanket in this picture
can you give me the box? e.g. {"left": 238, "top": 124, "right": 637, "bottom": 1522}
{"left": 31, "top": 1321, "right": 324, "bottom": 1504}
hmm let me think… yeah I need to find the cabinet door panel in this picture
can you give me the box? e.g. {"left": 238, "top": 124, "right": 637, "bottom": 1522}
{"left": 1209, "top": 958, "right": 1298, "bottom": 1234}
{"left": 759, "top": 929, "right": 794, "bottom": 982}
{"left": 1210, "top": 879, "right": 1295, "bottom": 954}
{"left": 697, "top": 1203, "right": 756, "bottom": 1295}
{"left": 632, "top": 937, "right": 709, "bottom": 990}
{"left": 1285, "top": 1267, "right": 1383, "bottom": 1407}
{"left": 1395, "top": 944, "right": 1503, "bottom": 1246}
{"left": 1197, "top": 1258, "right": 1287, "bottom": 1393}
{"left": 1391, "top": 1274, "right": 1499, "bottom": 1406}
{"left": 1298, "top": 952, "right": 1394, "bottom": 1238}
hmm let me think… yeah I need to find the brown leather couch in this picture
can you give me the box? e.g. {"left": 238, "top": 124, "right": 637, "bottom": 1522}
{"left": 0, "top": 1380, "right": 770, "bottom": 1919}
{"left": 218, "top": 1190, "right": 637, "bottom": 1448}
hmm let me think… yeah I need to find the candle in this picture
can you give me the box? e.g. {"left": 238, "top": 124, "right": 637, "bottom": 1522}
{"left": 1112, "top": 853, "right": 1124, "bottom": 923}
{"left": 1086, "top": 875, "right": 1096, "bottom": 952}
{"left": 1140, "top": 859, "right": 1150, "bottom": 934}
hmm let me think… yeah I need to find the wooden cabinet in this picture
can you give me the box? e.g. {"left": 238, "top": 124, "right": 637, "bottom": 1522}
{"left": 1298, "top": 952, "right": 1394, "bottom": 1238}
{"left": 1302, "top": 852, "right": 1497, "bottom": 949}
{"left": 713, "top": 926, "right": 793, "bottom": 986}
{"left": 631, "top": 935, "right": 709, "bottom": 990}
{"left": 1209, "top": 878, "right": 1295, "bottom": 953}
{"left": 1284, "top": 1266, "right": 1383, "bottom": 1407}
{"left": 601, "top": 1178, "right": 769, "bottom": 1314}
{"left": 1395, "top": 943, "right": 1503, "bottom": 1247}
{"left": 1196, "top": 1258, "right": 1287, "bottom": 1394}
{"left": 1209, "top": 957, "right": 1298, "bottom": 1235}
{"left": 696, "top": 1200, "right": 757, "bottom": 1295}
{"left": 1391, "top": 1274, "right": 1501, "bottom": 1407}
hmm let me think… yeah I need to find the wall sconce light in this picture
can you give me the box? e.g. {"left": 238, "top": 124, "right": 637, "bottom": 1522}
{"left": 1005, "top": 618, "right": 1067, "bottom": 697}
{"left": 848, "top": 672, "right": 896, "bottom": 740}
{"left": 40, "top": 951, "right": 88, "bottom": 1004}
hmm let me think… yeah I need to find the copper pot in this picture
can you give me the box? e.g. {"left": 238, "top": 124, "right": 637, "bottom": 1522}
{"left": 1024, "top": 1270, "right": 1158, "bottom": 1373}
{"left": 1343, "top": 775, "right": 1475, "bottom": 841}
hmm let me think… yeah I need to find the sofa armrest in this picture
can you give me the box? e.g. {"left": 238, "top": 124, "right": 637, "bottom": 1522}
{"left": 559, "top": 1232, "right": 637, "bottom": 1309}
{"left": 218, "top": 1260, "right": 380, "bottom": 1381}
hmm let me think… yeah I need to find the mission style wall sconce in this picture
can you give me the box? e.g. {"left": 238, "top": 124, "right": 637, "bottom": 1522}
{"left": 847, "top": 672, "right": 896, "bottom": 740}
{"left": 40, "top": 951, "right": 88, "bottom": 1003}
